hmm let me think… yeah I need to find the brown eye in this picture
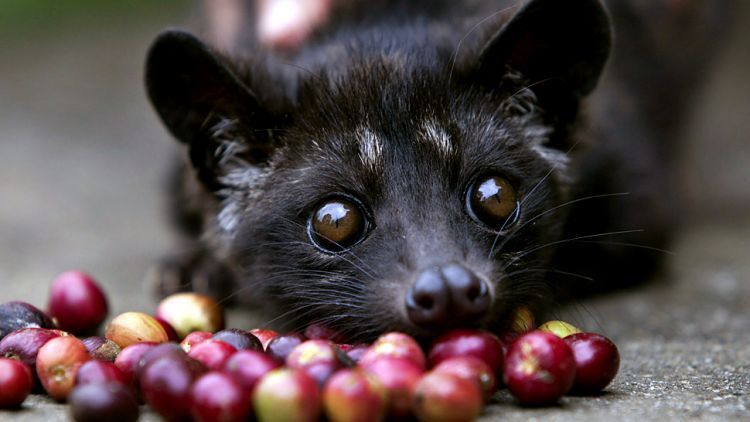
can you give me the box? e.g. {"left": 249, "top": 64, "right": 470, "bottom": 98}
{"left": 309, "top": 197, "right": 369, "bottom": 252}
{"left": 467, "top": 175, "right": 519, "bottom": 229}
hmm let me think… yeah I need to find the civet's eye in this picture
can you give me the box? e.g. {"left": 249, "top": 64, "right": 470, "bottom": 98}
{"left": 308, "top": 196, "right": 369, "bottom": 253}
{"left": 467, "top": 175, "right": 519, "bottom": 229}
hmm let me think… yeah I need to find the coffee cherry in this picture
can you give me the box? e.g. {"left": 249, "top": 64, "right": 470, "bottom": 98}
{"left": 432, "top": 356, "right": 496, "bottom": 402}
{"left": 266, "top": 333, "right": 306, "bottom": 363}
{"left": 564, "top": 332, "right": 620, "bottom": 394}
{"left": 189, "top": 372, "right": 252, "bottom": 422}
{"left": 286, "top": 339, "right": 344, "bottom": 386}
{"left": 0, "top": 358, "right": 33, "bottom": 408}
{"left": 155, "top": 293, "right": 225, "bottom": 339}
{"left": 113, "top": 342, "right": 156, "bottom": 385}
{"left": 69, "top": 382, "right": 139, "bottom": 422}
{"left": 188, "top": 339, "right": 237, "bottom": 370}
{"left": 510, "top": 306, "right": 536, "bottom": 333}
{"left": 139, "top": 353, "right": 206, "bottom": 420}
{"left": 359, "top": 332, "right": 426, "bottom": 370}
{"left": 248, "top": 328, "right": 278, "bottom": 350}
{"left": 500, "top": 306, "right": 536, "bottom": 345}
{"left": 135, "top": 343, "right": 187, "bottom": 381}
{"left": 47, "top": 271, "right": 108, "bottom": 335}
{"left": 82, "top": 337, "right": 121, "bottom": 362}
{"left": 36, "top": 336, "right": 91, "bottom": 401}
{"left": 180, "top": 331, "right": 213, "bottom": 353}
{"left": 324, "top": 369, "right": 387, "bottom": 422}
{"left": 253, "top": 368, "right": 321, "bottom": 422}
{"left": 75, "top": 360, "right": 128, "bottom": 386}
{"left": 428, "top": 330, "right": 504, "bottom": 375}
{"left": 222, "top": 350, "right": 281, "bottom": 393}
{"left": 105, "top": 312, "right": 169, "bottom": 348}
{"left": 538, "top": 320, "right": 582, "bottom": 338}
{"left": 361, "top": 357, "right": 423, "bottom": 418}
{"left": 0, "top": 327, "right": 60, "bottom": 369}
{"left": 213, "top": 328, "right": 262, "bottom": 351}
{"left": 154, "top": 317, "right": 180, "bottom": 342}
{"left": 0, "top": 301, "right": 55, "bottom": 341}
{"left": 413, "top": 371, "right": 483, "bottom": 422}
{"left": 504, "top": 331, "right": 576, "bottom": 406}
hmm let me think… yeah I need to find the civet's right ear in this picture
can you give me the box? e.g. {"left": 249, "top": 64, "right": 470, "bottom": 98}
{"left": 475, "top": 0, "right": 611, "bottom": 103}
{"left": 145, "top": 29, "right": 275, "bottom": 190}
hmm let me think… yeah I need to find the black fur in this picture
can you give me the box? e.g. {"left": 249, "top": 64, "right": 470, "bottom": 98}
{"left": 145, "top": 0, "right": 730, "bottom": 340}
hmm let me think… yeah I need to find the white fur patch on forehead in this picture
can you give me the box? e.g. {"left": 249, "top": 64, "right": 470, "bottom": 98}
{"left": 357, "top": 127, "right": 383, "bottom": 171}
{"left": 420, "top": 119, "right": 453, "bottom": 157}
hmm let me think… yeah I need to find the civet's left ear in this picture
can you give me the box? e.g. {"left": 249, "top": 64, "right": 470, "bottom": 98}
{"left": 145, "top": 29, "right": 278, "bottom": 191}
{"left": 476, "top": 0, "right": 612, "bottom": 101}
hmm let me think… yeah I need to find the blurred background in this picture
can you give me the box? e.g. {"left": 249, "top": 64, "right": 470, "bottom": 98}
{"left": 0, "top": 0, "right": 748, "bottom": 324}
{"left": 0, "top": 0, "right": 191, "bottom": 314}
{"left": 0, "top": 0, "right": 748, "bottom": 418}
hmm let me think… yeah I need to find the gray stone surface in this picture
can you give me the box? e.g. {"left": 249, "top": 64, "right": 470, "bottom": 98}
{"left": 1, "top": 2, "right": 749, "bottom": 421}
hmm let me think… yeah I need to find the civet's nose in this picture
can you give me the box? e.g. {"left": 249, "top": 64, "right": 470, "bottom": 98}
{"left": 406, "top": 263, "right": 491, "bottom": 328}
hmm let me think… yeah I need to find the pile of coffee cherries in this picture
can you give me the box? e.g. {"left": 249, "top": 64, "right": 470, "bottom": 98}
{"left": 0, "top": 271, "right": 620, "bottom": 421}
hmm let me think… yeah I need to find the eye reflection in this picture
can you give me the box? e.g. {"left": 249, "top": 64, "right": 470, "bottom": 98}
{"left": 478, "top": 178, "right": 503, "bottom": 202}
{"left": 309, "top": 197, "right": 368, "bottom": 252}
{"left": 468, "top": 175, "right": 519, "bottom": 229}
{"left": 315, "top": 203, "right": 352, "bottom": 227}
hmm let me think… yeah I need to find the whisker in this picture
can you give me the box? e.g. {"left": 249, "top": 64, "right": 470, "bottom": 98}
{"left": 447, "top": 5, "right": 518, "bottom": 84}
{"left": 519, "top": 140, "right": 582, "bottom": 209}
{"left": 217, "top": 267, "right": 367, "bottom": 305}
{"left": 511, "top": 229, "right": 645, "bottom": 262}
{"left": 254, "top": 237, "right": 379, "bottom": 282}
{"left": 574, "top": 240, "right": 676, "bottom": 255}
{"left": 494, "top": 77, "right": 556, "bottom": 115}
{"left": 505, "top": 267, "right": 595, "bottom": 282}
{"left": 274, "top": 216, "right": 379, "bottom": 279}
{"left": 513, "top": 192, "right": 630, "bottom": 239}
{"left": 541, "top": 282, "right": 607, "bottom": 335}
{"left": 488, "top": 140, "right": 583, "bottom": 258}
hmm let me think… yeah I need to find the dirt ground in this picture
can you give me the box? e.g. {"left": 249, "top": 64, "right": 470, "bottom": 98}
{"left": 0, "top": 2, "right": 748, "bottom": 420}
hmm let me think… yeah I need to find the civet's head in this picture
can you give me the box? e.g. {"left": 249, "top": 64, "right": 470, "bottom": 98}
{"left": 146, "top": 0, "right": 611, "bottom": 340}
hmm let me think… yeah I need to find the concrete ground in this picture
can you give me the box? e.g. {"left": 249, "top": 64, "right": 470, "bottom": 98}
{"left": 0, "top": 2, "right": 748, "bottom": 421}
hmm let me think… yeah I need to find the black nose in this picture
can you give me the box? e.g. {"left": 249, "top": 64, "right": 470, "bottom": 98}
{"left": 406, "top": 263, "right": 491, "bottom": 328}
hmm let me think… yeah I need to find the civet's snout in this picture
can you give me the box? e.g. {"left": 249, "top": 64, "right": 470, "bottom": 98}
{"left": 405, "top": 263, "right": 491, "bottom": 329}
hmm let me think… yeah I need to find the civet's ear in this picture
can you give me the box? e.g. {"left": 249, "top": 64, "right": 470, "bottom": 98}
{"left": 145, "top": 29, "right": 275, "bottom": 190}
{"left": 477, "top": 0, "right": 611, "bottom": 100}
